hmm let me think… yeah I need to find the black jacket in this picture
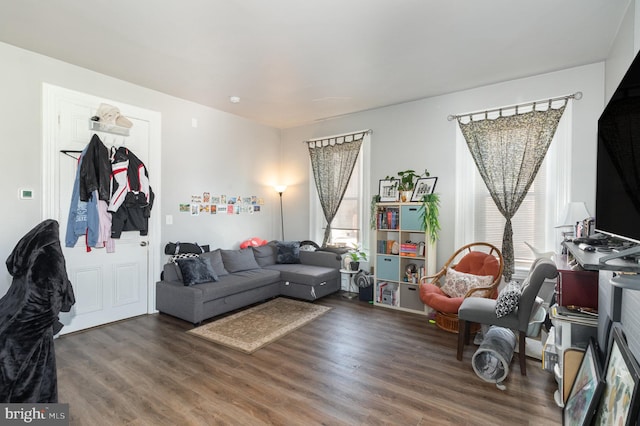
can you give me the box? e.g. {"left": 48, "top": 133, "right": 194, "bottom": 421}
{"left": 79, "top": 134, "right": 111, "bottom": 201}
{"left": 0, "top": 220, "right": 75, "bottom": 403}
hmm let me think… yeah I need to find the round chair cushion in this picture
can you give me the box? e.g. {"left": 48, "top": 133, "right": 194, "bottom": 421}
{"left": 419, "top": 283, "right": 464, "bottom": 313}
{"left": 455, "top": 251, "right": 499, "bottom": 278}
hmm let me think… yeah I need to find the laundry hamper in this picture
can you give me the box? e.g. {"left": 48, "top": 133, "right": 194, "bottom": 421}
{"left": 471, "top": 326, "right": 516, "bottom": 390}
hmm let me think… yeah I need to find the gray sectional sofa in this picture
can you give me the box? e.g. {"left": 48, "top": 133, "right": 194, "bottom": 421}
{"left": 156, "top": 243, "right": 342, "bottom": 325}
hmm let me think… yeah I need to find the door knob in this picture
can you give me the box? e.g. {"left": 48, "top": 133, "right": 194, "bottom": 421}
{"left": 140, "top": 241, "right": 148, "bottom": 247}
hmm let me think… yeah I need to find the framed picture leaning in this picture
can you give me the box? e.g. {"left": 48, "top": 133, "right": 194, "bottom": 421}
{"left": 593, "top": 326, "right": 640, "bottom": 425}
{"left": 379, "top": 179, "right": 399, "bottom": 202}
{"left": 563, "top": 338, "right": 604, "bottom": 426}
{"left": 411, "top": 177, "right": 438, "bottom": 202}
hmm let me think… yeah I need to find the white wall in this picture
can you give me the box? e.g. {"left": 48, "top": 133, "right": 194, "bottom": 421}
{"left": 281, "top": 64, "right": 605, "bottom": 268}
{"left": 0, "top": 41, "right": 281, "bottom": 294}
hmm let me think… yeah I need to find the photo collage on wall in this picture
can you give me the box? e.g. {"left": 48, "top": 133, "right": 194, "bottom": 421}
{"left": 179, "top": 192, "right": 264, "bottom": 216}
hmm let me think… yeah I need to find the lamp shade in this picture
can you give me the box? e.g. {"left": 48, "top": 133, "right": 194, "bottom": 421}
{"left": 556, "top": 202, "right": 591, "bottom": 228}
{"left": 274, "top": 185, "right": 287, "bottom": 194}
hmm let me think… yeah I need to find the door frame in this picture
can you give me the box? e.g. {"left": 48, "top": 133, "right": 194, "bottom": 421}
{"left": 41, "top": 83, "right": 162, "bottom": 314}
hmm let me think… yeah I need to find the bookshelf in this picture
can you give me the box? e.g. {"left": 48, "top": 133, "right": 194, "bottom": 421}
{"left": 373, "top": 202, "right": 437, "bottom": 315}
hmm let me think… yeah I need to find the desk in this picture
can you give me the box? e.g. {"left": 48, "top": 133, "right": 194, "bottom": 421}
{"left": 340, "top": 269, "right": 358, "bottom": 299}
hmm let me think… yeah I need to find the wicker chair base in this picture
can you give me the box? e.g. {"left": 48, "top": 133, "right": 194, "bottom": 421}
{"left": 435, "top": 311, "right": 481, "bottom": 334}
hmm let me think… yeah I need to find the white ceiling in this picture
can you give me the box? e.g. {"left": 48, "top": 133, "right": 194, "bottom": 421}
{"left": 0, "top": 0, "right": 631, "bottom": 128}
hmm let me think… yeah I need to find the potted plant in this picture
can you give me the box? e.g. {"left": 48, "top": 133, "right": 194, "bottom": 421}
{"left": 348, "top": 244, "right": 367, "bottom": 271}
{"left": 419, "top": 193, "right": 441, "bottom": 244}
{"left": 393, "top": 169, "right": 430, "bottom": 202}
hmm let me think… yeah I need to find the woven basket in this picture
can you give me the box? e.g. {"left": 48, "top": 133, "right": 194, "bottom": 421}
{"left": 435, "top": 311, "right": 480, "bottom": 334}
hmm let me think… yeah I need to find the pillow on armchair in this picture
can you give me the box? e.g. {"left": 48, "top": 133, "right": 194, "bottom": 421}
{"left": 440, "top": 268, "right": 494, "bottom": 298}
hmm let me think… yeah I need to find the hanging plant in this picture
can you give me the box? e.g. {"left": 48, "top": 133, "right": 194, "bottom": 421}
{"left": 419, "top": 193, "right": 441, "bottom": 244}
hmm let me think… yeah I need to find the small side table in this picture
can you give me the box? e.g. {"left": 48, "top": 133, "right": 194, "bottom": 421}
{"left": 340, "top": 269, "right": 359, "bottom": 299}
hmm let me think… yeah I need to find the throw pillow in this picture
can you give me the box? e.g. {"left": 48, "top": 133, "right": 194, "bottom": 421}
{"left": 495, "top": 281, "right": 522, "bottom": 318}
{"left": 220, "top": 248, "right": 260, "bottom": 273}
{"left": 440, "top": 268, "right": 494, "bottom": 298}
{"left": 200, "top": 249, "right": 229, "bottom": 276}
{"left": 276, "top": 241, "right": 301, "bottom": 264}
{"left": 252, "top": 244, "right": 277, "bottom": 267}
{"left": 175, "top": 257, "right": 218, "bottom": 286}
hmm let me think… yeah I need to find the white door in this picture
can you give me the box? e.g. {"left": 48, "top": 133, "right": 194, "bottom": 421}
{"left": 43, "top": 84, "right": 161, "bottom": 334}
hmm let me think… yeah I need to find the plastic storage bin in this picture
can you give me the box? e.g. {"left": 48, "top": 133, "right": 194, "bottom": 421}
{"left": 527, "top": 307, "right": 547, "bottom": 337}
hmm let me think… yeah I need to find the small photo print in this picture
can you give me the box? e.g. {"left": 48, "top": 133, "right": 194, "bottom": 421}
{"left": 248, "top": 205, "right": 254, "bottom": 214}
{"left": 179, "top": 204, "right": 190, "bottom": 212}
{"left": 190, "top": 204, "right": 199, "bottom": 216}
{"left": 253, "top": 205, "right": 261, "bottom": 212}
{"left": 210, "top": 205, "right": 217, "bottom": 214}
{"left": 243, "top": 197, "right": 252, "bottom": 205}
{"left": 203, "top": 192, "right": 210, "bottom": 203}
{"left": 200, "top": 204, "right": 210, "bottom": 213}
{"left": 191, "top": 195, "right": 202, "bottom": 203}
{"left": 228, "top": 197, "right": 237, "bottom": 204}
{"left": 217, "top": 204, "right": 228, "bottom": 213}
{"left": 220, "top": 195, "right": 227, "bottom": 204}
{"left": 211, "top": 196, "right": 221, "bottom": 204}
{"left": 251, "top": 196, "right": 257, "bottom": 204}
{"left": 258, "top": 197, "right": 265, "bottom": 205}
{"left": 227, "top": 204, "right": 235, "bottom": 214}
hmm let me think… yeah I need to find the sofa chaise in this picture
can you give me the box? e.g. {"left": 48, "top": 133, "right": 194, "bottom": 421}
{"left": 156, "top": 243, "right": 342, "bottom": 325}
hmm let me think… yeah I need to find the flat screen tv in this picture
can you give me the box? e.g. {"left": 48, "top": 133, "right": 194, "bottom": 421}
{"left": 596, "top": 49, "right": 640, "bottom": 254}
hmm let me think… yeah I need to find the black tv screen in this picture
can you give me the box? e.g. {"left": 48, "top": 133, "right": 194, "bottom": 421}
{"left": 596, "top": 50, "right": 640, "bottom": 245}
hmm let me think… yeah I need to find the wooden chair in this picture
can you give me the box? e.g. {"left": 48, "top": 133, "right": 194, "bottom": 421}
{"left": 419, "top": 242, "right": 504, "bottom": 333}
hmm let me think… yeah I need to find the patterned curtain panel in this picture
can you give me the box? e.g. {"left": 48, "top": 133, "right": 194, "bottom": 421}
{"left": 458, "top": 104, "right": 566, "bottom": 280}
{"left": 308, "top": 133, "right": 364, "bottom": 247}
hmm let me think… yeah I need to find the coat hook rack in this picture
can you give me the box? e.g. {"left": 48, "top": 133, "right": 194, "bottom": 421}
{"left": 60, "top": 150, "right": 82, "bottom": 160}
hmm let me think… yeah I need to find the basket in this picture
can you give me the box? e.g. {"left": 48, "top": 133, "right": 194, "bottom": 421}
{"left": 435, "top": 311, "right": 480, "bottom": 334}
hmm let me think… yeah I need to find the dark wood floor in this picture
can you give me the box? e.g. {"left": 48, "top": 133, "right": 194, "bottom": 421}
{"left": 55, "top": 294, "right": 561, "bottom": 425}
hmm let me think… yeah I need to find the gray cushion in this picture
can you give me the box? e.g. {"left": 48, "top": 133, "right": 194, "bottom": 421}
{"left": 200, "top": 249, "right": 229, "bottom": 276}
{"left": 252, "top": 244, "right": 277, "bottom": 267}
{"left": 175, "top": 257, "right": 218, "bottom": 286}
{"left": 197, "top": 269, "right": 281, "bottom": 301}
{"left": 220, "top": 248, "right": 260, "bottom": 272}
{"left": 264, "top": 263, "right": 339, "bottom": 286}
{"left": 276, "top": 241, "right": 300, "bottom": 264}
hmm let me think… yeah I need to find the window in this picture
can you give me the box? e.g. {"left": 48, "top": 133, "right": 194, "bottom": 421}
{"left": 455, "top": 102, "right": 572, "bottom": 275}
{"left": 309, "top": 135, "right": 370, "bottom": 249}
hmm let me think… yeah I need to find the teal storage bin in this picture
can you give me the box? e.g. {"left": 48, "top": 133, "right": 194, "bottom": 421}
{"left": 376, "top": 255, "right": 399, "bottom": 281}
{"left": 400, "top": 205, "right": 423, "bottom": 231}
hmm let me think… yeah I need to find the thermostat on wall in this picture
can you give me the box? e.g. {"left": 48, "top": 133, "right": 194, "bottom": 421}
{"left": 19, "top": 188, "right": 34, "bottom": 200}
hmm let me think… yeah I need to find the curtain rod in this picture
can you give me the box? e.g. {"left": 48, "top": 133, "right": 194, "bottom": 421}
{"left": 447, "top": 91, "right": 583, "bottom": 122}
{"left": 303, "top": 129, "right": 371, "bottom": 144}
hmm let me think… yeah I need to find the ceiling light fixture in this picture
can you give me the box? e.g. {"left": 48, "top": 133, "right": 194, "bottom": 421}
{"left": 229, "top": 96, "right": 240, "bottom": 103}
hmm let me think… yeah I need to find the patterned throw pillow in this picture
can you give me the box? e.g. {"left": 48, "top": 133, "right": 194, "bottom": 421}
{"left": 495, "top": 281, "right": 522, "bottom": 318}
{"left": 440, "top": 268, "right": 494, "bottom": 298}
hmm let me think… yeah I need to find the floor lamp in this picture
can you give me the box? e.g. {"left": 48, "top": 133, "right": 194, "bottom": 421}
{"left": 274, "top": 185, "right": 287, "bottom": 240}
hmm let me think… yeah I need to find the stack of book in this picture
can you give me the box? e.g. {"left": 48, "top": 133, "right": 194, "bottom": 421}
{"left": 400, "top": 243, "right": 418, "bottom": 257}
{"left": 551, "top": 304, "right": 598, "bottom": 327}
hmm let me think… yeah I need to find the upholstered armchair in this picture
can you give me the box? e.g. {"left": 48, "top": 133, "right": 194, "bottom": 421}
{"left": 419, "top": 242, "right": 504, "bottom": 333}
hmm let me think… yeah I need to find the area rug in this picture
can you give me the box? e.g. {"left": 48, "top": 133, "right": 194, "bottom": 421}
{"left": 187, "top": 297, "right": 332, "bottom": 354}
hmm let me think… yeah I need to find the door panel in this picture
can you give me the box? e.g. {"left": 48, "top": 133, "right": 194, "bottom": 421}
{"left": 44, "top": 85, "right": 159, "bottom": 334}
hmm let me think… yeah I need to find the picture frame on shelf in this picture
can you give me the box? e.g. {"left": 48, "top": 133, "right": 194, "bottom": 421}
{"left": 563, "top": 338, "right": 604, "bottom": 426}
{"left": 594, "top": 326, "right": 640, "bottom": 425}
{"left": 379, "top": 179, "right": 399, "bottom": 202}
{"left": 411, "top": 177, "right": 438, "bottom": 202}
